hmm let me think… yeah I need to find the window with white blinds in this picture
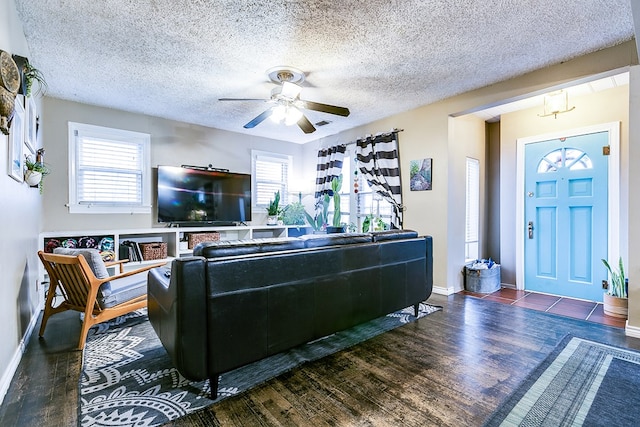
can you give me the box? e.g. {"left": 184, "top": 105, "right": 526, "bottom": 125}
{"left": 465, "top": 157, "right": 480, "bottom": 261}
{"left": 252, "top": 151, "right": 291, "bottom": 208}
{"left": 68, "top": 122, "right": 151, "bottom": 214}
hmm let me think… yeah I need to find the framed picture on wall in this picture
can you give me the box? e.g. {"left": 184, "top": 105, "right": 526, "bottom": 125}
{"left": 8, "top": 96, "right": 25, "bottom": 182}
{"left": 409, "top": 158, "right": 432, "bottom": 191}
{"left": 24, "top": 95, "right": 36, "bottom": 154}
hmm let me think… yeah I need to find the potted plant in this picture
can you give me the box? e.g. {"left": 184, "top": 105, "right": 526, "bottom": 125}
{"left": 23, "top": 60, "right": 48, "bottom": 97}
{"left": 326, "top": 175, "right": 345, "bottom": 233}
{"left": 266, "top": 191, "right": 281, "bottom": 225}
{"left": 281, "top": 201, "right": 306, "bottom": 226}
{"left": 24, "top": 154, "right": 50, "bottom": 193}
{"left": 362, "top": 214, "right": 387, "bottom": 233}
{"left": 304, "top": 194, "right": 330, "bottom": 233}
{"left": 602, "top": 257, "right": 628, "bottom": 318}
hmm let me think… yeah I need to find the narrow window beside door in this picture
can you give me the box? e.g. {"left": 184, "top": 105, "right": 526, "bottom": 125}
{"left": 465, "top": 157, "right": 480, "bottom": 261}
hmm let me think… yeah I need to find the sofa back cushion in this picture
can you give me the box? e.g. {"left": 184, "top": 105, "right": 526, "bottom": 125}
{"left": 193, "top": 237, "right": 305, "bottom": 258}
{"left": 299, "top": 233, "right": 371, "bottom": 248}
{"left": 370, "top": 229, "right": 419, "bottom": 242}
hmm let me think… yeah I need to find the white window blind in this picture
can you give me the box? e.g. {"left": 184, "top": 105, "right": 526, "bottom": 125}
{"left": 465, "top": 157, "right": 480, "bottom": 260}
{"left": 68, "top": 122, "right": 151, "bottom": 214}
{"left": 252, "top": 151, "right": 290, "bottom": 208}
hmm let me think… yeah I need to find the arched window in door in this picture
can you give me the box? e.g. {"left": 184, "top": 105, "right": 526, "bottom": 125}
{"left": 537, "top": 147, "right": 593, "bottom": 173}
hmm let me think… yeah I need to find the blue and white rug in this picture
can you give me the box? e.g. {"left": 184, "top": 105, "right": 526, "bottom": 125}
{"left": 484, "top": 335, "right": 640, "bottom": 426}
{"left": 79, "top": 303, "right": 441, "bottom": 427}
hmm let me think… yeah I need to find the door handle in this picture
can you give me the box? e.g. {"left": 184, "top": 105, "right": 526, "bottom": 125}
{"left": 528, "top": 221, "right": 534, "bottom": 239}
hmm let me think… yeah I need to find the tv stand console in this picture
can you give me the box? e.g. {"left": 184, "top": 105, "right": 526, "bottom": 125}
{"left": 39, "top": 225, "right": 312, "bottom": 271}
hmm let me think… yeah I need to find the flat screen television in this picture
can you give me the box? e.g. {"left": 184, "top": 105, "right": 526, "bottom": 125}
{"left": 157, "top": 165, "right": 251, "bottom": 225}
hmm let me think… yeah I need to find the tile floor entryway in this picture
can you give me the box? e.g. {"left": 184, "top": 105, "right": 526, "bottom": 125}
{"left": 460, "top": 287, "right": 627, "bottom": 329}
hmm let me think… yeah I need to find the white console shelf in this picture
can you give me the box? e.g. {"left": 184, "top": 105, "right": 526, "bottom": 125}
{"left": 40, "top": 225, "right": 311, "bottom": 268}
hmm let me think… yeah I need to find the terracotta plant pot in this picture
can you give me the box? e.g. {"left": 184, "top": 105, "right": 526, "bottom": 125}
{"left": 603, "top": 293, "right": 628, "bottom": 319}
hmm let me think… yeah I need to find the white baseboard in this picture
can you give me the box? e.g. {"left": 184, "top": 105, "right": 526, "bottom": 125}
{"left": 625, "top": 321, "right": 640, "bottom": 338}
{"left": 432, "top": 285, "right": 456, "bottom": 295}
{"left": 0, "top": 302, "right": 42, "bottom": 406}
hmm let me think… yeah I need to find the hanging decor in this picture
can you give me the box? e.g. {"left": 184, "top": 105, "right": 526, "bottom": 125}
{"left": 0, "top": 50, "right": 20, "bottom": 135}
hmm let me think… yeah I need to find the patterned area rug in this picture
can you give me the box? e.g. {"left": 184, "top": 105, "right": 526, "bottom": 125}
{"left": 484, "top": 335, "right": 640, "bottom": 426}
{"left": 79, "top": 303, "right": 442, "bottom": 427}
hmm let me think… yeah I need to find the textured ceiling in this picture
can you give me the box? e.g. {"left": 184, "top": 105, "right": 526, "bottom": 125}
{"left": 13, "top": 0, "right": 635, "bottom": 144}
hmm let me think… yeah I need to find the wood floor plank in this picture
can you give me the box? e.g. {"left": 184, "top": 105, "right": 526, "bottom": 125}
{"left": 3, "top": 294, "right": 640, "bottom": 427}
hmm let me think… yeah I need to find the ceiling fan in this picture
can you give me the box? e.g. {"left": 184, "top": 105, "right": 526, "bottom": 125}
{"left": 219, "top": 67, "right": 350, "bottom": 134}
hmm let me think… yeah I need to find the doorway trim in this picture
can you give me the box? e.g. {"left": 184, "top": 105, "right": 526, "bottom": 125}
{"left": 515, "top": 122, "right": 620, "bottom": 291}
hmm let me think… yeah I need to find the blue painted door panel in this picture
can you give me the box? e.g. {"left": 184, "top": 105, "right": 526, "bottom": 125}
{"left": 524, "top": 131, "right": 608, "bottom": 301}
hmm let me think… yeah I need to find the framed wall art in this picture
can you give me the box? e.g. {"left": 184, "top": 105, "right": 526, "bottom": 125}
{"left": 8, "top": 96, "right": 24, "bottom": 182}
{"left": 24, "top": 95, "right": 36, "bottom": 154}
{"left": 409, "top": 158, "right": 432, "bottom": 191}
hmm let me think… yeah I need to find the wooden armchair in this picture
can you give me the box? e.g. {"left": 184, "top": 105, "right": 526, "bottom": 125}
{"left": 37, "top": 249, "right": 167, "bottom": 350}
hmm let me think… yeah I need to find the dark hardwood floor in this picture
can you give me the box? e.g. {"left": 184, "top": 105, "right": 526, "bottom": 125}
{"left": 2, "top": 293, "right": 639, "bottom": 427}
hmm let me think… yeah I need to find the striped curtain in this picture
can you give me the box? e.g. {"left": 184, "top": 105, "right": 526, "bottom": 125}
{"left": 356, "top": 132, "right": 404, "bottom": 228}
{"left": 314, "top": 144, "right": 346, "bottom": 212}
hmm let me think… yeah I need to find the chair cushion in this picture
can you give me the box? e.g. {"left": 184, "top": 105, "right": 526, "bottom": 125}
{"left": 99, "top": 274, "right": 147, "bottom": 308}
{"left": 53, "top": 248, "right": 112, "bottom": 302}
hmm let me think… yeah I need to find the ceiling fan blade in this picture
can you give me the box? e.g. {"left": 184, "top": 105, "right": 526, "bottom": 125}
{"left": 297, "top": 114, "right": 316, "bottom": 134}
{"left": 302, "top": 100, "right": 350, "bottom": 117}
{"left": 219, "top": 98, "right": 269, "bottom": 102}
{"left": 244, "top": 108, "right": 273, "bottom": 129}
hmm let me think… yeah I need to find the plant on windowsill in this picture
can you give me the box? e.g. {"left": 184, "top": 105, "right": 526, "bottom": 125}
{"left": 602, "top": 257, "right": 628, "bottom": 319}
{"left": 24, "top": 154, "right": 50, "bottom": 194}
{"left": 281, "top": 200, "right": 307, "bottom": 226}
{"left": 266, "top": 191, "right": 281, "bottom": 225}
{"left": 362, "top": 214, "right": 388, "bottom": 233}
{"left": 304, "top": 193, "right": 330, "bottom": 233}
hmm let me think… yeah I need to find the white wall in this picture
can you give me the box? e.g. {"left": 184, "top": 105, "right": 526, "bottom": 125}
{"left": 0, "top": 0, "right": 43, "bottom": 404}
{"left": 627, "top": 65, "right": 640, "bottom": 329}
{"left": 41, "top": 98, "right": 306, "bottom": 231}
{"left": 447, "top": 115, "right": 487, "bottom": 292}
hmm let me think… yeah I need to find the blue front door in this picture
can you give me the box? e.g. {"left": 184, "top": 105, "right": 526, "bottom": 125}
{"left": 524, "top": 131, "right": 608, "bottom": 301}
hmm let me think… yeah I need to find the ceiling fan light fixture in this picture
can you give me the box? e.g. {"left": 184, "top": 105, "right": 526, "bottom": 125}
{"left": 284, "top": 106, "right": 303, "bottom": 126}
{"left": 270, "top": 105, "right": 287, "bottom": 123}
{"left": 266, "top": 66, "right": 305, "bottom": 85}
{"left": 270, "top": 104, "right": 303, "bottom": 126}
{"left": 281, "top": 81, "right": 302, "bottom": 99}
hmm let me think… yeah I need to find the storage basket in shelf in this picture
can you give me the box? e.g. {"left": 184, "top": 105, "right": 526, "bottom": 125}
{"left": 187, "top": 232, "right": 220, "bottom": 249}
{"left": 139, "top": 242, "right": 168, "bottom": 260}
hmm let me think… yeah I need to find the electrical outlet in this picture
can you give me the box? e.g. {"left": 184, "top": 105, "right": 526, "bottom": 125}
{"left": 602, "top": 280, "right": 608, "bottom": 290}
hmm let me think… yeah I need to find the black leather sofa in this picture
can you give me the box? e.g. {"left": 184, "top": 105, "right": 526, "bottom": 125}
{"left": 147, "top": 229, "right": 433, "bottom": 397}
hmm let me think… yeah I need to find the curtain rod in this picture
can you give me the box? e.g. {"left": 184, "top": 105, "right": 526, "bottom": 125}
{"left": 343, "top": 128, "right": 404, "bottom": 147}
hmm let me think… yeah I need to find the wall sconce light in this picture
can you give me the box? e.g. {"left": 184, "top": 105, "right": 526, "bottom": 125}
{"left": 539, "top": 90, "right": 575, "bottom": 118}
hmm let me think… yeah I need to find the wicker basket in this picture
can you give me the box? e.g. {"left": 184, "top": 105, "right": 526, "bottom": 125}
{"left": 188, "top": 232, "right": 221, "bottom": 249}
{"left": 139, "top": 242, "right": 168, "bottom": 260}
